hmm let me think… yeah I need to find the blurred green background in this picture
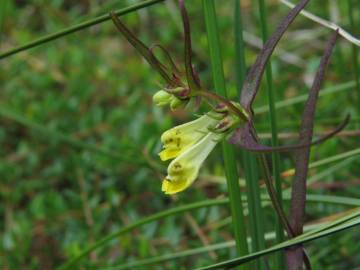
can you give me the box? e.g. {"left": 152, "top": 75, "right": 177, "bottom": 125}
{"left": 0, "top": 0, "right": 359, "bottom": 269}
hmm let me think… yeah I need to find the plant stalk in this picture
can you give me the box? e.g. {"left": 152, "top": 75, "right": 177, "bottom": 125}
{"left": 233, "top": 1, "right": 267, "bottom": 269}
{"left": 257, "top": 0, "right": 285, "bottom": 268}
{"left": 202, "top": 1, "right": 250, "bottom": 269}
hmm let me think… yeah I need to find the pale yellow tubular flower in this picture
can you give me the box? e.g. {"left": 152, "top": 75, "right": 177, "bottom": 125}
{"left": 159, "top": 114, "right": 219, "bottom": 161}
{"left": 162, "top": 132, "right": 223, "bottom": 195}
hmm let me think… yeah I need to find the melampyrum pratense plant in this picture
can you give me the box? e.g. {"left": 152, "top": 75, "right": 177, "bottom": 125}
{"left": 2, "top": 0, "right": 358, "bottom": 270}
{"left": 110, "top": 0, "right": 352, "bottom": 269}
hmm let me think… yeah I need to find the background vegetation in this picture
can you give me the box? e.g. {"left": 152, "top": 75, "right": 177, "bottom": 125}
{"left": 0, "top": 0, "right": 359, "bottom": 269}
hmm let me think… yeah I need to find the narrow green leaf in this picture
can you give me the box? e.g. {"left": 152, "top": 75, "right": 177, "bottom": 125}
{"left": 202, "top": 1, "right": 250, "bottom": 268}
{"left": 233, "top": 1, "right": 266, "bottom": 268}
{"left": 0, "top": 0, "right": 165, "bottom": 59}
{"left": 58, "top": 192, "right": 360, "bottom": 270}
{"left": 102, "top": 206, "right": 360, "bottom": 270}
{"left": 199, "top": 210, "right": 360, "bottom": 270}
{"left": 255, "top": 81, "right": 355, "bottom": 114}
{"left": 57, "top": 199, "right": 229, "bottom": 270}
{"left": 256, "top": 1, "right": 284, "bottom": 267}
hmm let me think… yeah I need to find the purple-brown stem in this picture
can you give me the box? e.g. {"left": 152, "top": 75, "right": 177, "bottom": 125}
{"left": 286, "top": 30, "right": 340, "bottom": 270}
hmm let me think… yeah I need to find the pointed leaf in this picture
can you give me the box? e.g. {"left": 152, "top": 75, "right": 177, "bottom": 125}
{"left": 286, "top": 30, "right": 340, "bottom": 267}
{"left": 110, "top": 12, "right": 175, "bottom": 86}
{"left": 179, "top": 0, "right": 202, "bottom": 91}
{"left": 240, "top": 0, "right": 309, "bottom": 111}
{"left": 289, "top": 30, "right": 340, "bottom": 234}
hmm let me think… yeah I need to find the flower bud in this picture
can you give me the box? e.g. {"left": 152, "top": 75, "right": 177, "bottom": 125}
{"left": 153, "top": 90, "right": 173, "bottom": 106}
{"left": 170, "top": 97, "right": 187, "bottom": 111}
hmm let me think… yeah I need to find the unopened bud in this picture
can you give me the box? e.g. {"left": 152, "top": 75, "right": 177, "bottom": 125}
{"left": 170, "top": 97, "right": 187, "bottom": 111}
{"left": 153, "top": 90, "right": 172, "bottom": 106}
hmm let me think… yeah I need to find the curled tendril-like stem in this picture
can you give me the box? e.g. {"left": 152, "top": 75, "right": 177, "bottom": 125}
{"left": 231, "top": 114, "right": 350, "bottom": 153}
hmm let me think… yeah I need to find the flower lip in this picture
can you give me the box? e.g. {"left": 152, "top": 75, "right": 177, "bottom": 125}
{"left": 159, "top": 114, "right": 219, "bottom": 161}
{"left": 161, "top": 131, "right": 223, "bottom": 194}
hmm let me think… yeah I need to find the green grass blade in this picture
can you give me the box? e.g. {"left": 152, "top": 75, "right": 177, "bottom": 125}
{"left": 101, "top": 194, "right": 360, "bottom": 270}
{"left": 0, "top": 0, "right": 165, "bottom": 60}
{"left": 57, "top": 191, "right": 360, "bottom": 270}
{"left": 57, "top": 198, "right": 229, "bottom": 270}
{"left": 103, "top": 242, "right": 235, "bottom": 270}
{"left": 198, "top": 209, "right": 360, "bottom": 270}
{"left": 202, "top": 1, "right": 250, "bottom": 268}
{"left": 255, "top": 81, "right": 355, "bottom": 114}
{"left": 257, "top": 0, "right": 284, "bottom": 268}
{"left": 233, "top": 1, "right": 266, "bottom": 269}
{"left": 308, "top": 147, "right": 360, "bottom": 169}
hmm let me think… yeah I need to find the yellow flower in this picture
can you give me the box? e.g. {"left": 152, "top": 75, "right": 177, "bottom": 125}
{"left": 158, "top": 104, "right": 246, "bottom": 195}
{"left": 159, "top": 114, "right": 219, "bottom": 161}
{"left": 162, "top": 132, "right": 223, "bottom": 194}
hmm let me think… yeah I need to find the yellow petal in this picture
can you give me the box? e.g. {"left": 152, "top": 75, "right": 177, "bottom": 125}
{"left": 159, "top": 114, "right": 218, "bottom": 161}
{"left": 162, "top": 132, "right": 223, "bottom": 194}
{"left": 159, "top": 149, "right": 179, "bottom": 161}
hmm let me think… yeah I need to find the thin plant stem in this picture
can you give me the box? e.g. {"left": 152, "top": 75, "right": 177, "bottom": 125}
{"left": 233, "top": 1, "right": 266, "bottom": 269}
{"left": 202, "top": 1, "right": 250, "bottom": 269}
{"left": 257, "top": 0, "right": 285, "bottom": 268}
{"left": 0, "top": 0, "right": 165, "bottom": 60}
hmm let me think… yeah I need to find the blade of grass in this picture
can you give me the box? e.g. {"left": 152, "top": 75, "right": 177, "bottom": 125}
{"left": 198, "top": 209, "right": 360, "bottom": 270}
{"left": 102, "top": 241, "right": 235, "bottom": 270}
{"left": 202, "top": 2, "right": 250, "bottom": 269}
{"left": 255, "top": 81, "right": 355, "bottom": 114}
{"left": 257, "top": 0, "right": 284, "bottom": 268}
{"left": 309, "top": 147, "right": 360, "bottom": 169}
{"left": 58, "top": 191, "right": 360, "bottom": 270}
{"left": 57, "top": 198, "right": 229, "bottom": 270}
{"left": 233, "top": 1, "right": 266, "bottom": 269}
{"left": 0, "top": 0, "right": 165, "bottom": 60}
{"left": 102, "top": 208, "right": 360, "bottom": 270}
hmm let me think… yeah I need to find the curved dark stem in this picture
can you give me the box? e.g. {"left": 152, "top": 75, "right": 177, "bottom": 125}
{"left": 252, "top": 126, "right": 312, "bottom": 270}
{"left": 243, "top": 115, "right": 350, "bottom": 153}
{"left": 178, "top": 0, "right": 201, "bottom": 91}
{"left": 149, "top": 44, "right": 182, "bottom": 76}
{"left": 286, "top": 30, "right": 340, "bottom": 270}
{"left": 110, "top": 11, "right": 174, "bottom": 86}
{"left": 240, "top": 0, "right": 309, "bottom": 110}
